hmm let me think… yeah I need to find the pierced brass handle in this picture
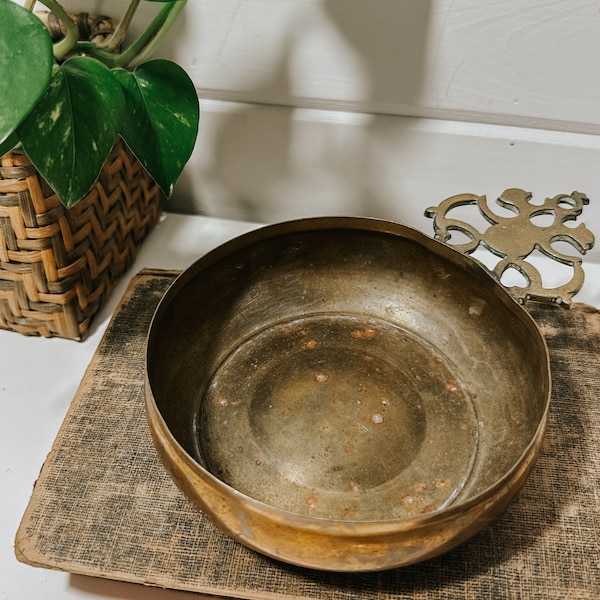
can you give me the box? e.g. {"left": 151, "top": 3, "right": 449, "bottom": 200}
{"left": 425, "top": 189, "right": 595, "bottom": 306}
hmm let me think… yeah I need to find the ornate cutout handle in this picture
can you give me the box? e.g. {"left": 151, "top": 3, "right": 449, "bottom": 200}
{"left": 425, "top": 189, "right": 595, "bottom": 306}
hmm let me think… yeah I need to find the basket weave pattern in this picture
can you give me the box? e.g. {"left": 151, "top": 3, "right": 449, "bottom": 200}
{"left": 0, "top": 141, "right": 163, "bottom": 339}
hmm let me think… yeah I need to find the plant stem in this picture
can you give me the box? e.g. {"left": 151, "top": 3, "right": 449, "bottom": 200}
{"left": 35, "top": 0, "right": 80, "bottom": 59}
{"left": 90, "top": 0, "right": 187, "bottom": 68}
{"left": 94, "top": 0, "right": 142, "bottom": 52}
{"left": 128, "top": 0, "right": 187, "bottom": 67}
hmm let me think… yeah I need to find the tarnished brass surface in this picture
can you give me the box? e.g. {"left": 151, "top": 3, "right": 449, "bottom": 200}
{"left": 145, "top": 217, "right": 550, "bottom": 571}
{"left": 425, "top": 189, "right": 595, "bottom": 306}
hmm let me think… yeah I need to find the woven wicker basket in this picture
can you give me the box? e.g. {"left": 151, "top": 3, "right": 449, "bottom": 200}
{"left": 0, "top": 140, "right": 164, "bottom": 340}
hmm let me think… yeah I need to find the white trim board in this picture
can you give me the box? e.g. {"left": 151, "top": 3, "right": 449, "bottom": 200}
{"left": 170, "top": 99, "right": 600, "bottom": 268}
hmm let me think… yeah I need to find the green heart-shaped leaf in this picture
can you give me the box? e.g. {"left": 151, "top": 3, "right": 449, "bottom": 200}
{"left": 0, "top": 0, "right": 53, "bottom": 149}
{"left": 18, "top": 56, "right": 125, "bottom": 207}
{"left": 113, "top": 59, "right": 199, "bottom": 197}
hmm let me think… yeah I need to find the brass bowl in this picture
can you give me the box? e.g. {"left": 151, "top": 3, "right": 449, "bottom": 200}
{"left": 145, "top": 217, "right": 550, "bottom": 571}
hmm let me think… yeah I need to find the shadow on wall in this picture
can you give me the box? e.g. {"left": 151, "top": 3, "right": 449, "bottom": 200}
{"left": 168, "top": 0, "right": 433, "bottom": 223}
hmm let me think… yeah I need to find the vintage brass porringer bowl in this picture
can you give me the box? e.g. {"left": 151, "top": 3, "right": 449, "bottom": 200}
{"left": 145, "top": 216, "right": 551, "bottom": 571}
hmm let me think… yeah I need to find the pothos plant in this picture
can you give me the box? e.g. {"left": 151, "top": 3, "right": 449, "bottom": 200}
{"left": 0, "top": 0, "right": 199, "bottom": 207}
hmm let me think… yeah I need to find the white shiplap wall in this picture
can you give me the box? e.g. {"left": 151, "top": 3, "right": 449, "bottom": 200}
{"left": 154, "top": 0, "right": 600, "bottom": 131}
{"left": 54, "top": 1, "right": 600, "bottom": 266}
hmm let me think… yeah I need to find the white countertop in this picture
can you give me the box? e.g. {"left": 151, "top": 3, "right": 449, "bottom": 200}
{"left": 2, "top": 213, "right": 599, "bottom": 600}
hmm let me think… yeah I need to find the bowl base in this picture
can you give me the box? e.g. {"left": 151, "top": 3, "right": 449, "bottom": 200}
{"left": 197, "top": 313, "right": 479, "bottom": 521}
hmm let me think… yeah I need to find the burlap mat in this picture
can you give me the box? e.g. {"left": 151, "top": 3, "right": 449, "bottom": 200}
{"left": 15, "top": 269, "right": 600, "bottom": 599}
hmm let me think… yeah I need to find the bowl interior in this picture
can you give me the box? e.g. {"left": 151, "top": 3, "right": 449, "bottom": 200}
{"left": 146, "top": 219, "right": 549, "bottom": 522}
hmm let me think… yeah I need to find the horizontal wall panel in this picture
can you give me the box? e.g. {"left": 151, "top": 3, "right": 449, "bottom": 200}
{"left": 121, "top": 0, "right": 600, "bottom": 133}
{"left": 170, "top": 99, "right": 600, "bottom": 266}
